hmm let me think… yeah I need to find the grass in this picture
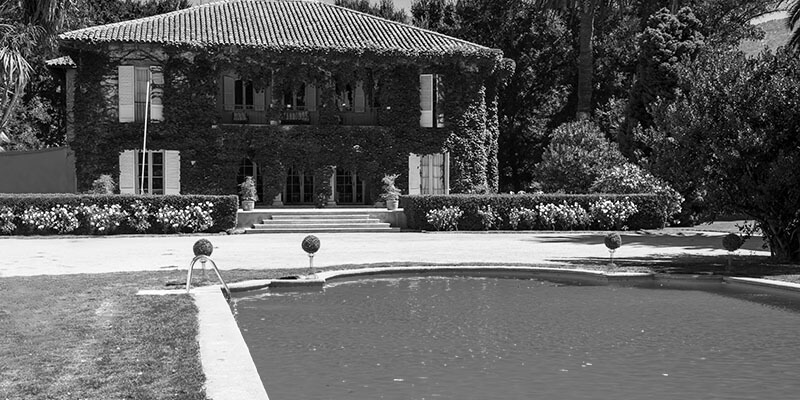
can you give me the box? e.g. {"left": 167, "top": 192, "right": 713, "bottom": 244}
{"left": 2, "top": 256, "right": 799, "bottom": 399}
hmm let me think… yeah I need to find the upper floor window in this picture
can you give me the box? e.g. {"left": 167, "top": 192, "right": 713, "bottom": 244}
{"left": 223, "top": 75, "right": 267, "bottom": 112}
{"left": 118, "top": 65, "right": 163, "bottom": 123}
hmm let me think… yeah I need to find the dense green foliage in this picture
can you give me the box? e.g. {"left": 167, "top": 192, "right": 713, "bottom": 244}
{"left": 0, "top": 0, "right": 190, "bottom": 152}
{"left": 0, "top": 193, "right": 237, "bottom": 234}
{"left": 535, "top": 120, "right": 627, "bottom": 193}
{"left": 619, "top": 7, "right": 704, "bottom": 159}
{"left": 402, "top": 193, "right": 672, "bottom": 231}
{"left": 335, "top": 0, "right": 409, "bottom": 23}
{"left": 647, "top": 49, "right": 800, "bottom": 261}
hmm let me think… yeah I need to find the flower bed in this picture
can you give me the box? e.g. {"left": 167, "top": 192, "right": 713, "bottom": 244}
{"left": 0, "top": 194, "right": 238, "bottom": 235}
{"left": 402, "top": 193, "right": 670, "bottom": 231}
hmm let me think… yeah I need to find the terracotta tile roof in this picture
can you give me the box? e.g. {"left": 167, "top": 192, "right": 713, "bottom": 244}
{"left": 59, "top": 0, "right": 497, "bottom": 58}
{"left": 45, "top": 55, "right": 76, "bottom": 68}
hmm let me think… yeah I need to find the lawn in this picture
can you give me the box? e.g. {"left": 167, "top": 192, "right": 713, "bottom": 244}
{"left": 1, "top": 258, "right": 799, "bottom": 399}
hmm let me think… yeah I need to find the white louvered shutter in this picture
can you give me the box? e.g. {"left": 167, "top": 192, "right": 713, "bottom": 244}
{"left": 164, "top": 150, "right": 181, "bottom": 195}
{"left": 118, "top": 66, "right": 135, "bottom": 123}
{"left": 408, "top": 153, "right": 422, "bottom": 195}
{"left": 305, "top": 84, "right": 317, "bottom": 111}
{"left": 436, "top": 74, "right": 445, "bottom": 127}
{"left": 419, "top": 74, "right": 433, "bottom": 127}
{"left": 223, "top": 76, "right": 235, "bottom": 111}
{"left": 150, "top": 66, "right": 164, "bottom": 121}
{"left": 354, "top": 81, "right": 366, "bottom": 113}
{"left": 119, "top": 150, "right": 136, "bottom": 194}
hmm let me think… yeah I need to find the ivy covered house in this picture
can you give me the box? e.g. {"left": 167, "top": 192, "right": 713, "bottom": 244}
{"left": 57, "top": 0, "right": 511, "bottom": 206}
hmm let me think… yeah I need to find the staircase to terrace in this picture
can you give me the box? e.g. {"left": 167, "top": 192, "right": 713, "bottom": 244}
{"left": 241, "top": 208, "right": 403, "bottom": 233}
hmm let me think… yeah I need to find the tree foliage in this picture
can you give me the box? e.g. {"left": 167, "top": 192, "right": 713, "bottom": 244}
{"left": 647, "top": 48, "right": 800, "bottom": 261}
{"left": 335, "top": 0, "right": 409, "bottom": 23}
{"left": 535, "top": 119, "right": 627, "bottom": 193}
{"left": 618, "top": 6, "right": 704, "bottom": 159}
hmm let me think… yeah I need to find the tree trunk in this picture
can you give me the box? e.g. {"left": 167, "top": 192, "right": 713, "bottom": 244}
{"left": 575, "top": 0, "right": 597, "bottom": 120}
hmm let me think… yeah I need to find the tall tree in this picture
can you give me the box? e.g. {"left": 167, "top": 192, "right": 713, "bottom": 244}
{"left": 0, "top": 0, "right": 72, "bottom": 151}
{"left": 618, "top": 6, "right": 704, "bottom": 159}
{"left": 648, "top": 48, "right": 800, "bottom": 261}
{"left": 335, "top": 0, "right": 409, "bottom": 23}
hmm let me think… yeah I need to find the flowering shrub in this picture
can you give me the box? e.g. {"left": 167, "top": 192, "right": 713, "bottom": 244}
{"left": 0, "top": 206, "right": 16, "bottom": 234}
{"left": 591, "top": 164, "right": 683, "bottom": 223}
{"left": 553, "top": 202, "right": 591, "bottom": 230}
{"left": 590, "top": 198, "right": 638, "bottom": 230}
{"left": 426, "top": 206, "right": 463, "bottom": 231}
{"left": 20, "top": 205, "right": 80, "bottom": 234}
{"left": 476, "top": 205, "right": 501, "bottom": 230}
{"left": 184, "top": 202, "right": 215, "bottom": 232}
{"left": 127, "top": 200, "right": 152, "bottom": 233}
{"left": 155, "top": 202, "right": 215, "bottom": 233}
{"left": 80, "top": 204, "right": 128, "bottom": 234}
{"left": 508, "top": 207, "right": 536, "bottom": 230}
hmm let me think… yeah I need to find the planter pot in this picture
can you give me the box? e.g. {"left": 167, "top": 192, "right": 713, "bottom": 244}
{"left": 241, "top": 199, "right": 255, "bottom": 211}
{"left": 386, "top": 199, "right": 398, "bottom": 210}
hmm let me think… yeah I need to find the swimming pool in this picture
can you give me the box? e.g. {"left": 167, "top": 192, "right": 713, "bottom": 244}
{"left": 233, "top": 276, "right": 800, "bottom": 399}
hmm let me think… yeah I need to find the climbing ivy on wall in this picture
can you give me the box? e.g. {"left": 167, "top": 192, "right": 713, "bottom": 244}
{"left": 64, "top": 43, "right": 509, "bottom": 198}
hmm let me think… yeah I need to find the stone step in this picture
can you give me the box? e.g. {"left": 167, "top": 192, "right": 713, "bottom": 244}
{"left": 270, "top": 214, "right": 374, "bottom": 220}
{"left": 245, "top": 226, "right": 400, "bottom": 233}
{"left": 252, "top": 222, "right": 393, "bottom": 229}
{"left": 260, "top": 218, "right": 382, "bottom": 225}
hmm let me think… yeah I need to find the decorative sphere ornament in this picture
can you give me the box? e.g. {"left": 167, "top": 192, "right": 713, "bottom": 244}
{"left": 302, "top": 235, "right": 321, "bottom": 254}
{"left": 722, "top": 233, "right": 743, "bottom": 252}
{"left": 604, "top": 232, "right": 622, "bottom": 250}
{"left": 193, "top": 238, "right": 214, "bottom": 257}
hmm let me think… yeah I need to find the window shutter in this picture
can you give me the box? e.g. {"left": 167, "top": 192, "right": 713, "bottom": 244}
{"left": 407, "top": 153, "right": 422, "bottom": 195}
{"left": 150, "top": 66, "right": 164, "bottom": 122}
{"left": 118, "top": 66, "right": 135, "bottom": 123}
{"left": 164, "top": 150, "right": 181, "bottom": 195}
{"left": 305, "top": 84, "right": 317, "bottom": 112}
{"left": 354, "top": 81, "right": 366, "bottom": 113}
{"left": 419, "top": 74, "right": 433, "bottom": 127}
{"left": 223, "top": 76, "right": 235, "bottom": 111}
{"left": 436, "top": 74, "right": 445, "bottom": 127}
{"left": 119, "top": 150, "right": 136, "bottom": 194}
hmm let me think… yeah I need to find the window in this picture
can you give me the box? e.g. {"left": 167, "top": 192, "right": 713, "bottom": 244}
{"left": 222, "top": 74, "right": 268, "bottom": 114}
{"left": 137, "top": 151, "right": 164, "bottom": 195}
{"left": 420, "top": 74, "right": 445, "bottom": 128}
{"left": 118, "top": 65, "right": 163, "bottom": 123}
{"left": 119, "top": 150, "right": 180, "bottom": 194}
{"left": 337, "top": 81, "right": 366, "bottom": 113}
{"left": 281, "top": 83, "right": 316, "bottom": 124}
{"left": 234, "top": 80, "right": 254, "bottom": 109}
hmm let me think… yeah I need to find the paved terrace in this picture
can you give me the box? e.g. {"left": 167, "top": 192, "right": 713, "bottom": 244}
{"left": 0, "top": 228, "right": 768, "bottom": 277}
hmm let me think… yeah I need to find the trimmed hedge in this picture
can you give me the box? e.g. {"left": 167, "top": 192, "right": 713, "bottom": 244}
{"left": 0, "top": 194, "right": 238, "bottom": 235}
{"left": 401, "top": 193, "right": 671, "bottom": 231}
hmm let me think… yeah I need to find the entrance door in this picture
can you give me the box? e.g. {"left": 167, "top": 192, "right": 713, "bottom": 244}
{"left": 285, "top": 168, "right": 315, "bottom": 204}
{"left": 408, "top": 153, "right": 449, "bottom": 195}
{"left": 335, "top": 169, "right": 365, "bottom": 204}
{"left": 236, "top": 158, "right": 263, "bottom": 202}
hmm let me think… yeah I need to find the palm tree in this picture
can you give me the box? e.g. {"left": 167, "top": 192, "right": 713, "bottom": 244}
{"left": 787, "top": 0, "right": 800, "bottom": 50}
{"left": 0, "top": 0, "right": 71, "bottom": 151}
{"left": 531, "top": 0, "right": 599, "bottom": 120}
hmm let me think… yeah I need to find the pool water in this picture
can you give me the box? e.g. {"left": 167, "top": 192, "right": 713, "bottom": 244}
{"left": 233, "top": 277, "right": 800, "bottom": 400}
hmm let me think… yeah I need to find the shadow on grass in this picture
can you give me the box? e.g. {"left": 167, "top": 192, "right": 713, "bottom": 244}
{"left": 531, "top": 231, "right": 767, "bottom": 252}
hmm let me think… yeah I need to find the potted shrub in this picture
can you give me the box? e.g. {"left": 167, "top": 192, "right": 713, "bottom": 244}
{"left": 239, "top": 176, "right": 258, "bottom": 211}
{"left": 381, "top": 174, "right": 401, "bottom": 210}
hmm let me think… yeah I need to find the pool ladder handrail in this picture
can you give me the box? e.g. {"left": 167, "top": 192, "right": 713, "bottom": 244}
{"left": 187, "top": 255, "right": 231, "bottom": 299}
